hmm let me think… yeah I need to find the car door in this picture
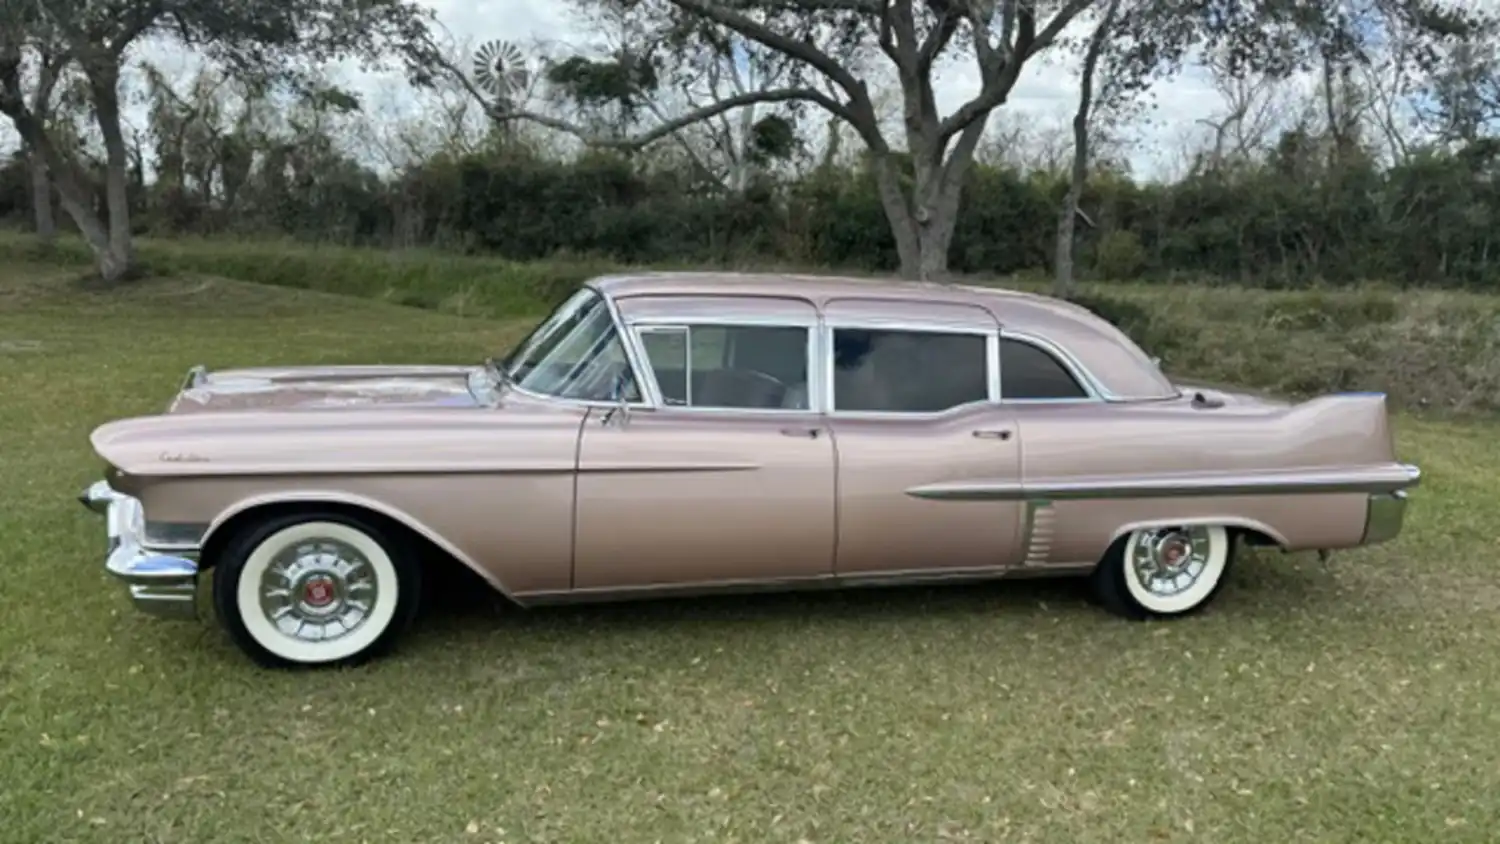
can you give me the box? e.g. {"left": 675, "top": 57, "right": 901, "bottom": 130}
{"left": 820, "top": 299, "right": 1027, "bottom": 577}
{"left": 571, "top": 299, "right": 836, "bottom": 591}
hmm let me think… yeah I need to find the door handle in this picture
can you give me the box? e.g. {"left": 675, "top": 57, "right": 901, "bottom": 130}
{"left": 780, "top": 427, "right": 822, "bottom": 439}
{"left": 972, "top": 429, "right": 1012, "bottom": 441}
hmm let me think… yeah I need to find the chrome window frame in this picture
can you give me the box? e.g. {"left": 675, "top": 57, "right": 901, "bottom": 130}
{"left": 624, "top": 313, "right": 823, "bottom": 416}
{"left": 502, "top": 284, "right": 661, "bottom": 409}
{"left": 518, "top": 286, "right": 1124, "bottom": 418}
{"left": 820, "top": 319, "right": 1001, "bottom": 419}
{"left": 997, "top": 330, "right": 1106, "bottom": 404}
{"left": 634, "top": 324, "right": 693, "bottom": 406}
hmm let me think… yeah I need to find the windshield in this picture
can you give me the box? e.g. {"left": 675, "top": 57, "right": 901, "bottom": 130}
{"left": 502, "top": 288, "right": 641, "bottom": 402}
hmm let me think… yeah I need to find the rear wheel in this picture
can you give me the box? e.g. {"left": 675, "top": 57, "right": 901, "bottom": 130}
{"left": 1090, "top": 524, "right": 1234, "bottom": 620}
{"left": 210, "top": 511, "right": 421, "bottom": 668}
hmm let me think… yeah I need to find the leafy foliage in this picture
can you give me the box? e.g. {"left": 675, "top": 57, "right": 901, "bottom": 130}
{"left": 15, "top": 133, "right": 1500, "bottom": 289}
{"left": 0, "top": 0, "right": 437, "bottom": 282}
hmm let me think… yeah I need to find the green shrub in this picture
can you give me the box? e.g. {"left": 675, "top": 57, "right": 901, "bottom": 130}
{"left": 1092, "top": 230, "right": 1148, "bottom": 280}
{"left": 1262, "top": 290, "right": 1401, "bottom": 331}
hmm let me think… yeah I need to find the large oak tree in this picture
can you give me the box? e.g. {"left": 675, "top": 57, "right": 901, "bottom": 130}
{"left": 0, "top": 0, "right": 436, "bottom": 284}
{"left": 461, "top": 0, "right": 1489, "bottom": 281}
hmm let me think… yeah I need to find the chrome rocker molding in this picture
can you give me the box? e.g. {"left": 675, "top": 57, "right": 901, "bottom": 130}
{"left": 79, "top": 480, "right": 201, "bottom": 620}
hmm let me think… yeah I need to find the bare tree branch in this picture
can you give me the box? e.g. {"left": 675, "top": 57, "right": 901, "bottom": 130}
{"left": 937, "top": 0, "right": 1094, "bottom": 144}
{"left": 663, "top": 0, "right": 886, "bottom": 149}
{"left": 504, "top": 85, "right": 856, "bottom": 152}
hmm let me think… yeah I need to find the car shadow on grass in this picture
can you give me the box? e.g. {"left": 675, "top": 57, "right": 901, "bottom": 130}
{"left": 409, "top": 547, "right": 1347, "bottom": 646}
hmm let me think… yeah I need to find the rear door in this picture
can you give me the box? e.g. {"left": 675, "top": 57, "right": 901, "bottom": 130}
{"left": 820, "top": 299, "right": 1027, "bottom": 577}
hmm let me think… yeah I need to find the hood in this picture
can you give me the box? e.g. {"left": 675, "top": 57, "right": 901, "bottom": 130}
{"left": 91, "top": 364, "right": 585, "bottom": 479}
{"left": 166, "top": 364, "right": 492, "bottom": 414}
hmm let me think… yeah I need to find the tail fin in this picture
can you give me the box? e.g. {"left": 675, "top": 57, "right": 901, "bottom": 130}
{"left": 1286, "top": 392, "right": 1397, "bottom": 465}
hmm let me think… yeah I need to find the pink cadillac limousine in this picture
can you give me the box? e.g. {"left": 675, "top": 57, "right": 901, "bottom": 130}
{"left": 79, "top": 272, "right": 1421, "bottom": 667}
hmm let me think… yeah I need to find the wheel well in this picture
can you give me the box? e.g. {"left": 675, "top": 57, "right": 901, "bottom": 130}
{"left": 198, "top": 500, "right": 504, "bottom": 600}
{"left": 1098, "top": 522, "right": 1285, "bottom": 567}
{"left": 1230, "top": 526, "right": 1285, "bottom": 551}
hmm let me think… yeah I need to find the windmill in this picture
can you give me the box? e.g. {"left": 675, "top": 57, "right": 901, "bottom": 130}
{"left": 472, "top": 40, "right": 531, "bottom": 115}
{"left": 472, "top": 40, "right": 531, "bottom": 145}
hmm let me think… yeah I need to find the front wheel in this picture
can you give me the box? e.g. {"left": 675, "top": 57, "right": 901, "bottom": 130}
{"left": 1090, "top": 524, "right": 1235, "bottom": 620}
{"left": 211, "top": 511, "right": 421, "bottom": 668}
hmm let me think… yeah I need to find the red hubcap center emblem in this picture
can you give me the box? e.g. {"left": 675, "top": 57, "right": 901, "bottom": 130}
{"left": 304, "top": 577, "right": 336, "bottom": 607}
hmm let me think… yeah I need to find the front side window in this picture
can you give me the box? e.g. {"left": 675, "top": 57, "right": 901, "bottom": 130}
{"left": 637, "top": 323, "right": 811, "bottom": 409}
{"left": 999, "top": 337, "right": 1089, "bottom": 400}
{"left": 831, "top": 328, "right": 989, "bottom": 413}
{"left": 502, "top": 288, "right": 640, "bottom": 401}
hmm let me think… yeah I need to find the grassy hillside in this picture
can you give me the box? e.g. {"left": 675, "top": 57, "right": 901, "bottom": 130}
{"left": 1, "top": 261, "right": 1497, "bottom": 841}
{"left": 5, "top": 230, "right": 1498, "bottom": 414}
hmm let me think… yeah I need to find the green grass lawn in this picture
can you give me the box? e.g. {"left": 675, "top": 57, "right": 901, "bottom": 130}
{"left": 3, "top": 263, "right": 1499, "bottom": 842}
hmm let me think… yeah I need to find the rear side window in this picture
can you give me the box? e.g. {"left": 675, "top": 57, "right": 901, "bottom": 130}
{"left": 1000, "top": 337, "right": 1088, "bottom": 400}
{"left": 831, "top": 328, "right": 989, "bottom": 413}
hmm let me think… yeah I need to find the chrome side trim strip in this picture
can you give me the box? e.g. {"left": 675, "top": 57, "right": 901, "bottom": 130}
{"left": 907, "top": 463, "right": 1422, "bottom": 502}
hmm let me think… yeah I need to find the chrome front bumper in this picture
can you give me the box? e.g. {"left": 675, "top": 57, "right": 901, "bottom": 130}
{"left": 79, "top": 481, "right": 201, "bottom": 620}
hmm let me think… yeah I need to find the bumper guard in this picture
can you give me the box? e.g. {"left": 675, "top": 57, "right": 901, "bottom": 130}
{"left": 79, "top": 480, "right": 201, "bottom": 620}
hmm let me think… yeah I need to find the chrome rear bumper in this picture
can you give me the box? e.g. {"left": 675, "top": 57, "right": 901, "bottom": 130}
{"left": 79, "top": 481, "right": 201, "bottom": 620}
{"left": 1361, "top": 489, "right": 1410, "bottom": 546}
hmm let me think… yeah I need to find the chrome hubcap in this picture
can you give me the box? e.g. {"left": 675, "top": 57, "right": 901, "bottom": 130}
{"left": 259, "top": 539, "right": 378, "bottom": 642}
{"left": 1129, "top": 526, "right": 1212, "bottom": 597}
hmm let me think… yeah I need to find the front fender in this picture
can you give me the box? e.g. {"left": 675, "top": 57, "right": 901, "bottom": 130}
{"left": 199, "top": 489, "right": 522, "bottom": 599}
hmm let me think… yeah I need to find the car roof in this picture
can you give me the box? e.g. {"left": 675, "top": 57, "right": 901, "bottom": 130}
{"left": 589, "top": 270, "right": 1088, "bottom": 323}
{"left": 587, "top": 271, "right": 1179, "bottom": 401}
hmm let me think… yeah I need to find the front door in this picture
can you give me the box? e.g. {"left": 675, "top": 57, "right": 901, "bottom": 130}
{"left": 820, "top": 311, "right": 1027, "bottom": 576}
{"left": 571, "top": 311, "right": 835, "bottom": 591}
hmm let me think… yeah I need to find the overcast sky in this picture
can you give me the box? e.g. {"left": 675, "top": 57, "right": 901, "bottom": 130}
{"left": 428, "top": 0, "right": 1229, "bottom": 178}
{"left": 6, "top": 0, "right": 1461, "bottom": 180}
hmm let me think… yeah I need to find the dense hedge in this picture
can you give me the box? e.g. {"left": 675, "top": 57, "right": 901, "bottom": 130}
{"left": 5, "top": 231, "right": 1499, "bottom": 416}
{"left": 6, "top": 136, "right": 1500, "bottom": 289}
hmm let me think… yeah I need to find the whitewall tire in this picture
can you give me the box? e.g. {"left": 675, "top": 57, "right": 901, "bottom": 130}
{"left": 1090, "top": 524, "right": 1235, "bottom": 620}
{"left": 211, "top": 511, "right": 421, "bottom": 668}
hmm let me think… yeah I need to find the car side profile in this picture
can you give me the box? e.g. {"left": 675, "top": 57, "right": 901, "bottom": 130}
{"left": 80, "top": 272, "right": 1421, "bottom": 668}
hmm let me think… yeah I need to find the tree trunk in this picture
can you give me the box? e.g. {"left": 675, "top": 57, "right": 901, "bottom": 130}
{"left": 27, "top": 151, "right": 55, "bottom": 244}
{"left": 870, "top": 118, "right": 990, "bottom": 281}
{"left": 1054, "top": 0, "right": 1120, "bottom": 299}
{"left": 6, "top": 108, "right": 119, "bottom": 277}
{"left": 89, "top": 65, "right": 136, "bottom": 283}
{"left": 1055, "top": 113, "right": 1088, "bottom": 297}
{"left": 874, "top": 180, "right": 964, "bottom": 281}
